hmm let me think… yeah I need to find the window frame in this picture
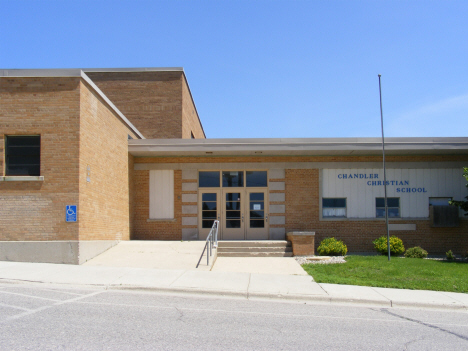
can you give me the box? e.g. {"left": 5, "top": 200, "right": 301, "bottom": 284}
{"left": 198, "top": 170, "right": 268, "bottom": 188}
{"left": 322, "top": 198, "right": 347, "bottom": 218}
{"left": 375, "top": 197, "right": 400, "bottom": 218}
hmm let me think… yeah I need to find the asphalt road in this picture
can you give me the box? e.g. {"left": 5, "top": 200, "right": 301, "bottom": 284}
{"left": 1, "top": 281, "right": 468, "bottom": 350}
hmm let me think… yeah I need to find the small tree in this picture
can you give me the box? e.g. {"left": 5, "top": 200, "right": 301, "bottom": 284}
{"left": 449, "top": 167, "right": 468, "bottom": 216}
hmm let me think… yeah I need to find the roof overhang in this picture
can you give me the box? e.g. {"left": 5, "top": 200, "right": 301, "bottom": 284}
{"left": 128, "top": 137, "right": 468, "bottom": 157}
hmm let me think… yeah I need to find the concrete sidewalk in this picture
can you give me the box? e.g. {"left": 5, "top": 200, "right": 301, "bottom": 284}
{"left": 0, "top": 260, "right": 467, "bottom": 311}
{"left": 82, "top": 241, "right": 213, "bottom": 271}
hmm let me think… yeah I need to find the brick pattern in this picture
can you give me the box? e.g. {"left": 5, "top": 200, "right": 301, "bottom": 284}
{"left": 286, "top": 233, "right": 315, "bottom": 256}
{"left": 87, "top": 71, "right": 206, "bottom": 140}
{"left": 0, "top": 77, "right": 81, "bottom": 241}
{"left": 285, "top": 169, "right": 468, "bottom": 255}
{"left": 132, "top": 170, "right": 182, "bottom": 240}
{"left": 78, "top": 81, "right": 137, "bottom": 241}
{"left": 181, "top": 77, "right": 205, "bottom": 139}
{"left": 0, "top": 77, "right": 137, "bottom": 242}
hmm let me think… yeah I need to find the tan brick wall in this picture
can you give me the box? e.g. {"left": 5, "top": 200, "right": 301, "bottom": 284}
{"left": 78, "top": 81, "right": 138, "bottom": 241}
{"left": 132, "top": 156, "right": 467, "bottom": 252}
{"left": 181, "top": 76, "right": 205, "bottom": 139}
{"left": 285, "top": 169, "right": 468, "bottom": 255}
{"left": 0, "top": 77, "right": 81, "bottom": 241}
{"left": 132, "top": 169, "right": 182, "bottom": 240}
{"left": 86, "top": 71, "right": 184, "bottom": 139}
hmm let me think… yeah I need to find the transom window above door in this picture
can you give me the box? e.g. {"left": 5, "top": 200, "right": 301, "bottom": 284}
{"left": 199, "top": 171, "right": 268, "bottom": 188}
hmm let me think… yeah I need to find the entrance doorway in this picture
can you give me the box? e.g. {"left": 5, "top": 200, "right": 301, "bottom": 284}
{"left": 198, "top": 189, "right": 269, "bottom": 240}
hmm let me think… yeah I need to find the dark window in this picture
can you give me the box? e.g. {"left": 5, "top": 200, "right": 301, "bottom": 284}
{"left": 5, "top": 135, "right": 40, "bottom": 176}
{"left": 323, "top": 198, "right": 346, "bottom": 208}
{"left": 246, "top": 171, "right": 267, "bottom": 187}
{"left": 199, "top": 171, "right": 220, "bottom": 187}
{"left": 201, "top": 192, "right": 217, "bottom": 228}
{"left": 376, "top": 198, "right": 400, "bottom": 218}
{"left": 322, "top": 198, "right": 347, "bottom": 218}
{"left": 222, "top": 171, "right": 244, "bottom": 187}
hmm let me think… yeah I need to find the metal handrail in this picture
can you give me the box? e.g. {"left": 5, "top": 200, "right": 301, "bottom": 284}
{"left": 196, "top": 220, "right": 219, "bottom": 268}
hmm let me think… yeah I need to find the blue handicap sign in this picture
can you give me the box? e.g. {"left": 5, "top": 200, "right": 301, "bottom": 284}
{"left": 66, "top": 205, "right": 77, "bottom": 222}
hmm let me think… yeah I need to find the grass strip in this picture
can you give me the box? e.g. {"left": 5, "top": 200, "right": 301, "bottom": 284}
{"left": 302, "top": 255, "right": 468, "bottom": 293}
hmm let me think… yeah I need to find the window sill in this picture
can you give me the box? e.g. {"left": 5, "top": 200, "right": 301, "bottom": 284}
{"left": 147, "top": 218, "right": 177, "bottom": 222}
{"left": 0, "top": 176, "right": 44, "bottom": 182}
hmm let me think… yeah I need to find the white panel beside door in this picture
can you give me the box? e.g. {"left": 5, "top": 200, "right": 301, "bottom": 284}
{"left": 149, "top": 170, "right": 174, "bottom": 219}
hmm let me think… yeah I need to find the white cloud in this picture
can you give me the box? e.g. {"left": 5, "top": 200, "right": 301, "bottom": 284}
{"left": 386, "top": 93, "right": 468, "bottom": 137}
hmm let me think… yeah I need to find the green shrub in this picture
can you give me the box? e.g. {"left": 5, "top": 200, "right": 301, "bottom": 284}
{"left": 317, "top": 237, "right": 347, "bottom": 256}
{"left": 404, "top": 246, "right": 428, "bottom": 259}
{"left": 373, "top": 235, "right": 405, "bottom": 256}
{"left": 446, "top": 250, "right": 455, "bottom": 260}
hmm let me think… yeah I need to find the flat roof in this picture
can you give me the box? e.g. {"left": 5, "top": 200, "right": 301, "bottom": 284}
{"left": 128, "top": 137, "right": 468, "bottom": 157}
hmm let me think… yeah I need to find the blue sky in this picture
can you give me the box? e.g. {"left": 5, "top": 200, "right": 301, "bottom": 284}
{"left": 1, "top": 0, "right": 467, "bottom": 139}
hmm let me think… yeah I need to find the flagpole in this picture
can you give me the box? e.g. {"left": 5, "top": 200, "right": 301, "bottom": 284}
{"left": 378, "top": 74, "right": 391, "bottom": 261}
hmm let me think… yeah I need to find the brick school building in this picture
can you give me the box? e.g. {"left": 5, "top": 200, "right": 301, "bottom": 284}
{"left": 1, "top": 68, "right": 467, "bottom": 263}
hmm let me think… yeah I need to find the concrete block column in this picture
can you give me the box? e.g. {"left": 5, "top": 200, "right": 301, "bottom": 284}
{"left": 181, "top": 170, "right": 198, "bottom": 240}
{"left": 269, "top": 169, "right": 286, "bottom": 239}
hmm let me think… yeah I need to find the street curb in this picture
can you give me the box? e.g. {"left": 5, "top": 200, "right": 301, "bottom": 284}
{"left": 1, "top": 277, "right": 467, "bottom": 311}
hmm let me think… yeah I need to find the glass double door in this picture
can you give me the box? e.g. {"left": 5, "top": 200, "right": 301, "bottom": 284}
{"left": 199, "top": 189, "right": 268, "bottom": 240}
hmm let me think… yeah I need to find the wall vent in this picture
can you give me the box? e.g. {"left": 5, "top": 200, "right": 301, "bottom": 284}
{"left": 429, "top": 206, "right": 459, "bottom": 227}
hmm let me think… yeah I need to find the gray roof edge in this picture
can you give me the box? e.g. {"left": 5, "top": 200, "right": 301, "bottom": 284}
{"left": 1, "top": 68, "right": 184, "bottom": 77}
{"left": 128, "top": 137, "right": 468, "bottom": 146}
{"left": 1, "top": 69, "right": 83, "bottom": 77}
{"left": 82, "top": 67, "right": 184, "bottom": 72}
{"left": 80, "top": 71, "right": 145, "bottom": 139}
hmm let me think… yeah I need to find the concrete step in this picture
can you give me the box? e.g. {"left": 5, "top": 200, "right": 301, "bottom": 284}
{"left": 217, "top": 241, "right": 291, "bottom": 248}
{"left": 216, "top": 241, "right": 293, "bottom": 257}
{"left": 218, "top": 247, "right": 292, "bottom": 253}
{"left": 217, "top": 252, "right": 294, "bottom": 257}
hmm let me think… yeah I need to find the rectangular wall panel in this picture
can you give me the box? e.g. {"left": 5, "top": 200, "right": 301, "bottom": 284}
{"left": 149, "top": 170, "right": 174, "bottom": 219}
{"left": 322, "top": 168, "right": 467, "bottom": 218}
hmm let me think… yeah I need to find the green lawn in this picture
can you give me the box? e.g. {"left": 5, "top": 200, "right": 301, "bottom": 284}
{"left": 302, "top": 255, "right": 468, "bottom": 293}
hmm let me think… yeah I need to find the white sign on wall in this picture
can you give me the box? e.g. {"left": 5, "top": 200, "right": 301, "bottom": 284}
{"left": 322, "top": 168, "right": 467, "bottom": 218}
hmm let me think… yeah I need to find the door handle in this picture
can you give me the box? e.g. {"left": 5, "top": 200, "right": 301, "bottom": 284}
{"left": 266, "top": 214, "right": 268, "bottom": 222}
{"left": 242, "top": 214, "right": 244, "bottom": 222}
